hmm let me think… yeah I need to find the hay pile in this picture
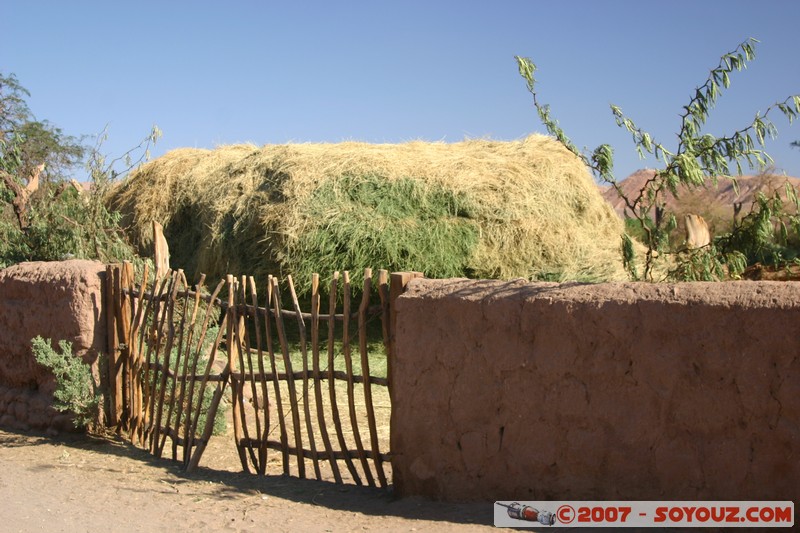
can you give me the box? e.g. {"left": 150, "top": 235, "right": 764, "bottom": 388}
{"left": 107, "top": 135, "right": 627, "bottom": 288}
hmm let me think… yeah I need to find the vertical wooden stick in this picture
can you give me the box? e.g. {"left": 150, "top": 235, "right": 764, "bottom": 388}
{"left": 151, "top": 271, "right": 180, "bottom": 457}
{"left": 377, "top": 270, "right": 390, "bottom": 353}
{"left": 310, "top": 273, "right": 342, "bottom": 483}
{"left": 186, "top": 330, "right": 230, "bottom": 475}
{"left": 264, "top": 276, "right": 290, "bottom": 475}
{"left": 172, "top": 273, "right": 204, "bottom": 461}
{"left": 227, "top": 275, "right": 250, "bottom": 473}
{"left": 272, "top": 277, "right": 306, "bottom": 478}
{"left": 358, "top": 269, "right": 387, "bottom": 487}
{"left": 158, "top": 271, "right": 188, "bottom": 457}
{"left": 326, "top": 273, "right": 361, "bottom": 484}
{"left": 119, "top": 261, "right": 135, "bottom": 431}
{"left": 183, "top": 278, "right": 224, "bottom": 467}
{"left": 144, "top": 272, "right": 172, "bottom": 448}
{"left": 129, "top": 261, "right": 150, "bottom": 446}
{"left": 248, "top": 276, "right": 270, "bottom": 475}
{"left": 342, "top": 271, "right": 374, "bottom": 486}
{"left": 238, "top": 275, "right": 259, "bottom": 470}
{"left": 136, "top": 265, "right": 162, "bottom": 444}
{"left": 104, "top": 264, "right": 120, "bottom": 427}
{"left": 287, "top": 275, "right": 322, "bottom": 480}
{"left": 160, "top": 271, "right": 191, "bottom": 459}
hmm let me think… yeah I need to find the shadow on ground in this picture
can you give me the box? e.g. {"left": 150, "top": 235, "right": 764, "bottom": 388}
{"left": 0, "top": 427, "right": 493, "bottom": 528}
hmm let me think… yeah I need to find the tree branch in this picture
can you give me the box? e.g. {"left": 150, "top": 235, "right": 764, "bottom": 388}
{"left": 0, "top": 169, "right": 30, "bottom": 230}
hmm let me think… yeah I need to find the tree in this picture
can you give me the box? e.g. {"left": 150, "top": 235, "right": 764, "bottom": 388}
{"left": 516, "top": 38, "right": 800, "bottom": 281}
{"left": 0, "top": 72, "right": 85, "bottom": 183}
{"left": 0, "top": 70, "right": 160, "bottom": 267}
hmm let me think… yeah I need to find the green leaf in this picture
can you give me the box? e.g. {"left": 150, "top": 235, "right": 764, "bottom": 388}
{"left": 785, "top": 182, "right": 798, "bottom": 207}
{"left": 642, "top": 132, "right": 652, "bottom": 151}
{"left": 515, "top": 56, "right": 536, "bottom": 86}
{"left": 666, "top": 213, "right": 677, "bottom": 232}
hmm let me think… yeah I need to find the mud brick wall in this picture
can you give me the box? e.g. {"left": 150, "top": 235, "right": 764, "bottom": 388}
{"left": 390, "top": 278, "right": 800, "bottom": 502}
{"left": 0, "top": 260, "right": 107, "bottom": 432}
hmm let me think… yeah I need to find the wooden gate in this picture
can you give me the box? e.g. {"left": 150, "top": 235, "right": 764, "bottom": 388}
{"left": 105, "top": 262, "right": 407, "bottom": 488}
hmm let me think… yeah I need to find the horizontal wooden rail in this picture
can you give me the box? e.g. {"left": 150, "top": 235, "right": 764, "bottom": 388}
{"left": 143, "top": 362, "right": 388, "bottom": 386}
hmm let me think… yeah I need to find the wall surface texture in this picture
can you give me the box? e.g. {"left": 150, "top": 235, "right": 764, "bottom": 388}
{"left": 390, "top": 278, "right": 800, "bottom": 502}
{"left": 0, "top": 260, "right": 107, "bottom": 431}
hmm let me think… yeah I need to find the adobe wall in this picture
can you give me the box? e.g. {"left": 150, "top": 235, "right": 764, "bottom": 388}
{"left": 390, "top": 278, "right": 800, "bottom": 502}
{"left": 0, "top": 260, "right": 107, "bottom": 432}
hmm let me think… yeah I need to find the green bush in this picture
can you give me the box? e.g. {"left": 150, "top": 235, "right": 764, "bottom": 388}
{"left": 31, "top": 336, "right": 102, "bottom": 429}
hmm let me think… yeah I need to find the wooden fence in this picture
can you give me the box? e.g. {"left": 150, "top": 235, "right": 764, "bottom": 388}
{"left": 105, "top": 262, "right": 420, "bottom": 488}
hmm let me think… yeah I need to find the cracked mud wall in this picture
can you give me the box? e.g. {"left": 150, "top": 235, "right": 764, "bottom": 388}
{"left": 390, "top": 278, "right": 800, "bottom": 501}
{"left": 0, "top": 260, "right": 107, "bottom": 432}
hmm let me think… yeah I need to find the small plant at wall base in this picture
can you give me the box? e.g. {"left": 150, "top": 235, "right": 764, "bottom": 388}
{"left": 516, "top": 38, "right": 800, "bottom": 281}
{"left": 31, "top": 336, "right": 104, "bottom": 430}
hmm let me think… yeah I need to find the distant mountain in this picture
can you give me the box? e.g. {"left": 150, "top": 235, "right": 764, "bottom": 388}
{"left": 601, "top": 169, "right": 800, "bottom": 232}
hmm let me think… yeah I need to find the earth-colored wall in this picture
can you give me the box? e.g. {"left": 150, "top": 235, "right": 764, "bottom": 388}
{"left": 0, "top": 260, "right": 107, "bottom": 432}
{"left": 390, "top": 278, "right": 800, "bottom": 502}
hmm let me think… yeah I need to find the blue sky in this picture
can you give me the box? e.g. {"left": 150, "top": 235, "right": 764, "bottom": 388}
{"left": 3, "top": 1, "right": 800, "bottom": 181}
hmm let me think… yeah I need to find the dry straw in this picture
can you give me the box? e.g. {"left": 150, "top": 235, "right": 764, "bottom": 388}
{"left": 107, "top": 134, "right": 627, "bottom": 288}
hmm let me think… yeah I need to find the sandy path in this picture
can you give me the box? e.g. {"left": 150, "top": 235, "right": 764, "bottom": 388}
{"left": 0, "top": 429, "right": 497, "bottom": 533}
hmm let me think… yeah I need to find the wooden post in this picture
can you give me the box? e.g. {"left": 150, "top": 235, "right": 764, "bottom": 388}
{"left": 129, "top": 261, "right": 149, "bottom": 445}
{"left": 119, "top": 261, "right": 135, "bottom": 429}
{"left": 105, "top": 264, "right": 121, "bottom": 427}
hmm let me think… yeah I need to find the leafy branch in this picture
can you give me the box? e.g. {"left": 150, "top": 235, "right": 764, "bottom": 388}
{"left": 516, "top": 38, "right": 800, "bottom": 280}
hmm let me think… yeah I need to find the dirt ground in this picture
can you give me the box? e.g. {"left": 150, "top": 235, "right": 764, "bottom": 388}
{"left": 0, "top": 426, "right": 498, "bottom": 533}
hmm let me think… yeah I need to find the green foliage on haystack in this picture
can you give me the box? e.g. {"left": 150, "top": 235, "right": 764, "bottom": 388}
{"left": 107, "top": 135, "right": 626, "bottom": 290}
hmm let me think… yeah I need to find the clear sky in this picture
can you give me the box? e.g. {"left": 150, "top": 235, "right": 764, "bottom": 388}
{"left": 3, "top": 0, "right": 799, "bottom": 181}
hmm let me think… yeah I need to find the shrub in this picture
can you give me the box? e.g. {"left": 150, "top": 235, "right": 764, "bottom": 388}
{"left": 31, "top": 335, "right": 102, "bottom": 429}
